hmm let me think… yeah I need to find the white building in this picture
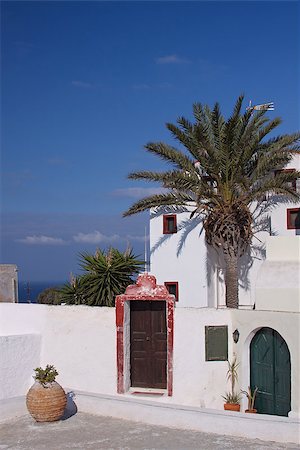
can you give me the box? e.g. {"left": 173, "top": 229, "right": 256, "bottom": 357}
{"left": 148, "top": 155, "right": 300, "bottom": 419}
{"left": 150, "top": 156, "right": 300, "bottom": 310}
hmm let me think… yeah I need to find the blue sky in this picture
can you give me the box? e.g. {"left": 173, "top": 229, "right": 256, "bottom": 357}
{"left": 1, "top": 1, "right": 299, "bottom": 282}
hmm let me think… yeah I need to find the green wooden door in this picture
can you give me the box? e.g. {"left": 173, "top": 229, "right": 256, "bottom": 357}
{"left": 250, "top": 327, "right": 291, "bottom": 416}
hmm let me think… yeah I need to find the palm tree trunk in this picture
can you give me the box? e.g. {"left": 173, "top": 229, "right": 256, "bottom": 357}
{"left": 224, "top": 253, "right": 239, "bottom": 308}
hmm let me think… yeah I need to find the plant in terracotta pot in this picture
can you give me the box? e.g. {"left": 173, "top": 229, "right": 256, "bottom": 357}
{"left": 222, "top": 358, "right": 241, "bottom": 411}
{"left": 241, "top": 386, "right": 258, "bottom": 413}
{"left": 26, "top": 365, "right": 67, "bottom": 422}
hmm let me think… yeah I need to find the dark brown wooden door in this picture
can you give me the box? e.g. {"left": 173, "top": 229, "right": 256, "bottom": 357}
{"left": 130, "top": 301, "right": 167, "bottom": 389}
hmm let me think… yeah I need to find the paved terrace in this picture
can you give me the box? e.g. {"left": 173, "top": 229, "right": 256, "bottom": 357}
{"left": 1, "top": 413, "right": 299, "bottom": 450}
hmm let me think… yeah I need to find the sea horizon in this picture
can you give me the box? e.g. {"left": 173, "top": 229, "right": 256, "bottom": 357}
{"left": 18, "top": 280, "right": 66, "bottom": 303}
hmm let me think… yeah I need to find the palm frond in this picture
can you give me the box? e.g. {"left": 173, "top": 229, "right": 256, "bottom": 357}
{"left": 124, "top": 192, "right": 195, "bottom": 217}
{"left": 145, "top": 142, "right": 196, "bottom": 172}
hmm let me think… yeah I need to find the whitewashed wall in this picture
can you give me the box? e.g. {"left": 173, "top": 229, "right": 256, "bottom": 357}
{"left": 231, "top": 309, "right": 300, "bottom": 418}
{"left": 150, "top": 210, "right": 268, "bottom": 309}
{"left": 0, "top": 303, "right": 299, "bottom": 418}
{"left": 0, "top": 334, "right": 41, "bottom": 400}
{"left": 150, "top": 210, "right": 210, "bottom": 308}
{"left": 172, "top": 308, "right": 233, "bottom": 408}
{"left": 256, "top": 236, "right": 300, "bottom": 312}
{"left": 0, "top": 304, "right": 116, "bottom": 399}
{"left": 271, "top": 156, "right": 300, "bottom": 236}
{"left": 150, "top": 154, "right": 300, "bottom": 310}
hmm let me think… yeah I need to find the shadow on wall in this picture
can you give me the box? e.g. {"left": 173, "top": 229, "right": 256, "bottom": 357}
{"left": 151, "top": 204, "right": 269, "bottom": 302}
{"left": 206, "top": 241, "right": 266, "bottom": 296}
{"left": 61, "top": 392, "right": 77, "bottom": 420}
{"left": 150, "top": 206, "right": 202, "bottom": 257}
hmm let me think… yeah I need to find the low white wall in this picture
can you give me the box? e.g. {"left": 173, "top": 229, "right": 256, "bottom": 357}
{"left": 172, "top": 308, "right": 233, "bottom": 409}
{"left": 41, "top": 305, "right": 116, "bottom": 394}
{"left": 0, "top": 334, "right": 41, "bottom": 400}
{"left": 0, "top": 304, "right": 299, "bottom": 419}
{"left": 0, "top": 304, "right": 116, "bottom": 399}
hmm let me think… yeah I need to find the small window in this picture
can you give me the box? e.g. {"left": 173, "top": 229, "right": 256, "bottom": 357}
{"left": 165, "top": 282, "right": 179, "bottom": 301}
{"left": 287, "top": 208, "right": 300, "bottom": 229}
{"left": 205, "top": 326, "right": 228, "bottom": 361}
{"left": 275, "top": 169, "right": 297, "bottom": 192}
{"left": 163, "top": 214, "right": 177, "bottom": 234}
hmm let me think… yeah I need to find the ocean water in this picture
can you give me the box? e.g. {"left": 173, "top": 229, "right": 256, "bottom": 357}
{"left": 18, "top": 281, "right": 65, "bottom": 303}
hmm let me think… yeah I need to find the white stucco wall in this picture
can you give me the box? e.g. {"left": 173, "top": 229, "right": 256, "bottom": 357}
{"left": 0, "top": 334, "right": 41, "bottom": 400}
{"left": 173, "top": 308, "right": 300, "bottom": 417}
{"left": 150, "top": 210, "right": 268, "bottom": 309}
{"left": 149, "top": 155, "right": 300, "bottom": 310}
{"left": 256, "top": 236, "right": 300, "bottom": 312}
{"left": 270, "top": 155, "right": 300, "bottom": 237}
{"left": 0, "top": 304, "right": 116, "bottom": 399}
{"left": 1, "top": 303, "right": 298, "bottom": 418}
{"left": 172, "top": 308, "right": 233, "bottom": 409}
{"left": 150, "top": 210, "right": 210, "bottom": 308}
{"left": 41, "top": 305, "right": 116, "bottom": 394}
{"left": 231, "top": 309, "right": 300, "bottom": 418}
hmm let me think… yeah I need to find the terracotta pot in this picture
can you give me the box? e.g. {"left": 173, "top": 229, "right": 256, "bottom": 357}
{"left": 245, "top": 408, "right": 257, "bottom": 413}
{"left": 224, "top": 403, "right": 240, "bottom": 412}
{"left": 26, "top": 381, "right": 67, "bottom": 422}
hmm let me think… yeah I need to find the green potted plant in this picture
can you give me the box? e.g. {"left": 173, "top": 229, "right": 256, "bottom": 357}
{"left": 222, "top": 358, "right": 241, "bottom": 411}
{"left": 26, "top": 365, "right": 67, "bottom": 422}
{"left": 241, "top": 386, "right": 258, "bottom": 413}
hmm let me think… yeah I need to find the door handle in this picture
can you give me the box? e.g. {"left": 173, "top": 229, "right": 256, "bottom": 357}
{"left": 146, "top": 337, "right": 150, "bottom": 341}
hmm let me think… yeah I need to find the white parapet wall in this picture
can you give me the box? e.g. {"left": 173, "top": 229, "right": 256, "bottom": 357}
{"left": 0, "top": 303, "right": 299, "bottom": 442}
{"left": 0, "top": 303, "right": 116, "bottom": 399}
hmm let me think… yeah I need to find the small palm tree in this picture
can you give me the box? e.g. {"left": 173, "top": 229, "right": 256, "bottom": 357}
{"left": 60, "top": 248, "right": 144, "bottom": 306}
{"left": 124, "top": 95, "right": 300, "bottom": 308}
{"left": 222, "top": 358, "right": 241, "bottom": 405}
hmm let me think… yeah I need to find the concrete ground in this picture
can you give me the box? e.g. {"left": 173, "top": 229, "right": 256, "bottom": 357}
{"left": 0, "top": 413, "right": 298, "bottom": 450}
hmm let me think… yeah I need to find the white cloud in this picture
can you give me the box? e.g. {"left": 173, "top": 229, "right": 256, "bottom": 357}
{"left": 73, "top": 231, "right": 120, "bottom": 244}
{"left": 113, "top": 187, "right": 167, "bottom": 199}
{"left": 17, "top": 235, "right": 67, "bottom": 245}
{"left": 155, "top": 54, "right": 190, "bottom": 64}
{"left": 71, "top": 80, "right": 93, "bottom": 89}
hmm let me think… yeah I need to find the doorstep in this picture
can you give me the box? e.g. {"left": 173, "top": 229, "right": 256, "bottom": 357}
{"left": 128, "top": 387, "right": 166, "bottom": 398}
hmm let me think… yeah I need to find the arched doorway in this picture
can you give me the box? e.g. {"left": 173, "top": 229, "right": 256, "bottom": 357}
{"left": 250, "top": 327, "right": 291, "bottom": 416}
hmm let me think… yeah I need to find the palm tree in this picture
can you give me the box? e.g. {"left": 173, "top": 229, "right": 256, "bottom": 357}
{"left": 124, "top": 95, "right": 300, "bottom": 308}
{"left": 60, "top": 248, "right": 144, "bottom": 306}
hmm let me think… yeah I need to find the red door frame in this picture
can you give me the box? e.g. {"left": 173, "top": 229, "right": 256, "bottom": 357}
{"left": 116, "top": 273, "right": 175, "bottom": 396}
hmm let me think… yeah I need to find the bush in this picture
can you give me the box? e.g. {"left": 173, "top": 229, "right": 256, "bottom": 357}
{"left": 59, "top": 247, "right": 144, "bottom": 307}
{"left": 37, "top": 287, "right": 63, "bottom": 305}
